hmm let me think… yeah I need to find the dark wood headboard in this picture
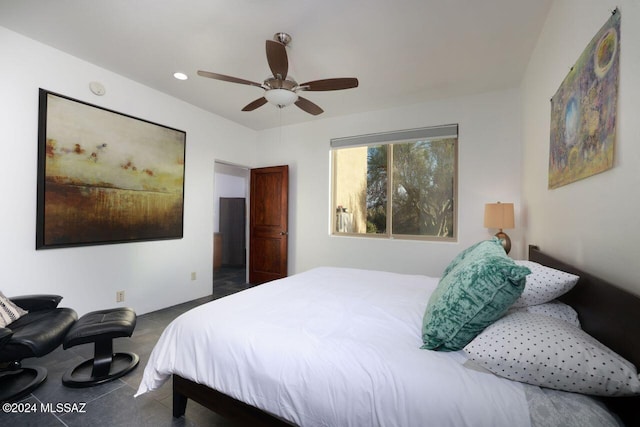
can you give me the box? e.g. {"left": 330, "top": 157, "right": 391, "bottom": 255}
{"left": 528, "top": 245, "right": 640, "bottom": 426}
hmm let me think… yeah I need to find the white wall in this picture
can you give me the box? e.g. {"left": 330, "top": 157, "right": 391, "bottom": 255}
{"left": 13, "top": 1, "right": 630, "bottom": 314}
{"left": 255, "top": 89, "right": 524, "bottom": 277}
{"left": 0, "top": 27, "right": 257, "bottom": 316}
{"left": 521, "top": 0, "right": 640, "bottom": 295}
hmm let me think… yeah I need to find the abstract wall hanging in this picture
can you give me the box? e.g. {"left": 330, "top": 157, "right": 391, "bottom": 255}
{"left": 36, "top": 89, "right": 186, "bottom": 249}
{"left": 548, "top": 10, "right": 620, "bottom": 189}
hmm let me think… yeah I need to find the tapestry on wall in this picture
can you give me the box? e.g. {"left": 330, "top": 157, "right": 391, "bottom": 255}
{"left": 36, "top": 89, "right": 186, "bottom": 249}
{"left": 548, "top": 10, "right": 620, "bottom": 189}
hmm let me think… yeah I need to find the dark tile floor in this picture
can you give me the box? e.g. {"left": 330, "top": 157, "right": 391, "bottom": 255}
{"left": 1, "top": 267, "right": 251, "bottom": 427}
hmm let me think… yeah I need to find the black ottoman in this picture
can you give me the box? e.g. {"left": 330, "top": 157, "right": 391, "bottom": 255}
{"left": 62, "top": 307, "right": 139, "bottom": 387}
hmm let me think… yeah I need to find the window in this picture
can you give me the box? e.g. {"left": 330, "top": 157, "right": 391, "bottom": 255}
{"left": 331, "top": 125, "right": 457, "bottom": 240}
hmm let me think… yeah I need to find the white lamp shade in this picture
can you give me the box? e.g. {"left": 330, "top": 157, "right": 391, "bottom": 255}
{"left": 484, "top": 202, "right": 515, "bottom": 229}
{"left": 264, "top": 89, "right": 298, "bottom": 107}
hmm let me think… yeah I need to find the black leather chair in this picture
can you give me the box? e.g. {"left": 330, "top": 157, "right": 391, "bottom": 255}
{"left": 0, "top": 295, "right": 77, "bottom": 402}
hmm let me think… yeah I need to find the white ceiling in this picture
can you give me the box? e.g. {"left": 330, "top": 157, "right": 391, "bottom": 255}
{"left": 0, "top": 0, "right": 552, "bottom": 130}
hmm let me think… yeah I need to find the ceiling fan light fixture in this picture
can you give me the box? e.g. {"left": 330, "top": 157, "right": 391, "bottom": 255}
{"left": 264, "top": 88, "right": 298, "bottom": 108}
{"left": 198, "top": 32, "right": 357, "bottom": 115}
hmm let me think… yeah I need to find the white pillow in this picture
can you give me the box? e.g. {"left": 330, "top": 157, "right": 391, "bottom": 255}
{"left": 464, "top": 311, "right": 640, "bottom": 396}
{"left": 0, "top": 291, "right": 28, "bottom": 328}
{"left": 511, "top": 261, "right": 579, "bottom": 307}
{"left": 508, "top": 300, "right": 580, "bottom": 327}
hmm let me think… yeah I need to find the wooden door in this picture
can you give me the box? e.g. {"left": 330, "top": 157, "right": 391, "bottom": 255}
{"left": 249, "top": 165, "right": 288, "bottom": 284}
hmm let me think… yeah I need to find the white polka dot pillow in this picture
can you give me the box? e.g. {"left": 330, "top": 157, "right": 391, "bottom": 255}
{"left": 508, "top": 300, "right": 580, "bottom": 327}
{"left": 511, "top": 261, "right": 579, "bottom": 307}
{"left": 464, "top": 311, "right": 640, "bottom": 396}
{"left": 0, "top": 291, "right": 28, "bottom": 328}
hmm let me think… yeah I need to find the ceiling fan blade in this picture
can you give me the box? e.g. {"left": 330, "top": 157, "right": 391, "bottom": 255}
{"left": 266, "top": 40, "right": 288, "bottom": 80}
{"left": 197, "top": 70, "right": 263, "bottom": 88}
{"left": 242, "top": 97, "right": 268, "bottom": 112}
{"left": 298, "top": 78, "right": 359, "bottom": 91}
{"left": 295, "top": 96, "right": 324, "bottom": 115}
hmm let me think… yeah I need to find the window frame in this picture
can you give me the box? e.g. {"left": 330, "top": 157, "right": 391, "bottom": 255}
{"left": 330, "top": 125, "right": 458, "bottom": 242}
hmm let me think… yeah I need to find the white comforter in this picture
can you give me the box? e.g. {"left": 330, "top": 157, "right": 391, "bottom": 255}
{"left": 136, "top": 267, "right": 532, "bottom": 426}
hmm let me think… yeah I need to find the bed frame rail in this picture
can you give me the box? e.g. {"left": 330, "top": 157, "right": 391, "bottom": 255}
{"left": 173, "top": 374, "right": 291, "bottom": 426}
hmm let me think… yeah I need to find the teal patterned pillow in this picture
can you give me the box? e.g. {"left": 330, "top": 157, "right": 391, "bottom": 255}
{"left": 440, "top": 239, "right": 487, "bottom": 279}
{"left": 421, "top": 238, "right": 530, "bottom": 351}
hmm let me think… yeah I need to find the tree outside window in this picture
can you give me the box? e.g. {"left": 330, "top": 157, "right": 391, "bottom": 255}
{"left": 332, "top": 125, "right": 457, "bottom": 241}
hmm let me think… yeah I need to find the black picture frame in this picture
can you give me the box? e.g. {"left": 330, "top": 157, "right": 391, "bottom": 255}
{"left": 36, "top": 89, "right": 186, "bottom": 249}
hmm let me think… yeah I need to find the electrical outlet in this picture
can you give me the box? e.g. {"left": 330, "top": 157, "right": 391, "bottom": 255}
{"left": 116, "top": 290, "right": 125, "bottom": 302}
{"left": 190, "top": 272, "right": 196, "bottom": 281}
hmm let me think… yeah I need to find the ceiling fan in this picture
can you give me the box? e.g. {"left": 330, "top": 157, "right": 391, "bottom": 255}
{"left": 197, "top": 32, "right": 359, "bottom": 116}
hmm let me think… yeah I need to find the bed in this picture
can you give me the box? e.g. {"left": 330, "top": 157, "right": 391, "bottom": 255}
{"left": 136, "top": 244, "right": 640, "bottom": 426}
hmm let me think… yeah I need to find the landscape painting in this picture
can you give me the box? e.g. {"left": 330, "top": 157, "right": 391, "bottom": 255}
{"left": 548, "top": 10, "right": 620, "bottom": 189}
{"left": 36, "top": 89, "right": 186, "bottom": 249}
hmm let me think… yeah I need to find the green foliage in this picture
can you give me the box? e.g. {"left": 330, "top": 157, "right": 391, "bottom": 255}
{"left": 366, "top": 146, "right": 387, "bottom": 209}
{"left": 366, "top": 139, "right": 455, "bottom": 237}
{"left": 366, "top": 205, "right": 386, "bottom": 234}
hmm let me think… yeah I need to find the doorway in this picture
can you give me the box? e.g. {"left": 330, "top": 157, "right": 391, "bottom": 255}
{"left": 213, "top": 161, "right": 249, "bottom": 297}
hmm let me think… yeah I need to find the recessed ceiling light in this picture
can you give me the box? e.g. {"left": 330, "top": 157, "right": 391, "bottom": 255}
{"left": 173, "top": 72, "right": 188, "bottom": 81}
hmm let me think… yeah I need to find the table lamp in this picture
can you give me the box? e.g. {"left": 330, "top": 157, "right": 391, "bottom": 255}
{"left": 484, "top": 202, "right": 514, "bottom": 254}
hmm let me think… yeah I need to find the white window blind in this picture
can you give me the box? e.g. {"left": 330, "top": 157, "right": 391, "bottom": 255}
{"left": 330, "top": 124, "right": 458, "bottom": 149}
